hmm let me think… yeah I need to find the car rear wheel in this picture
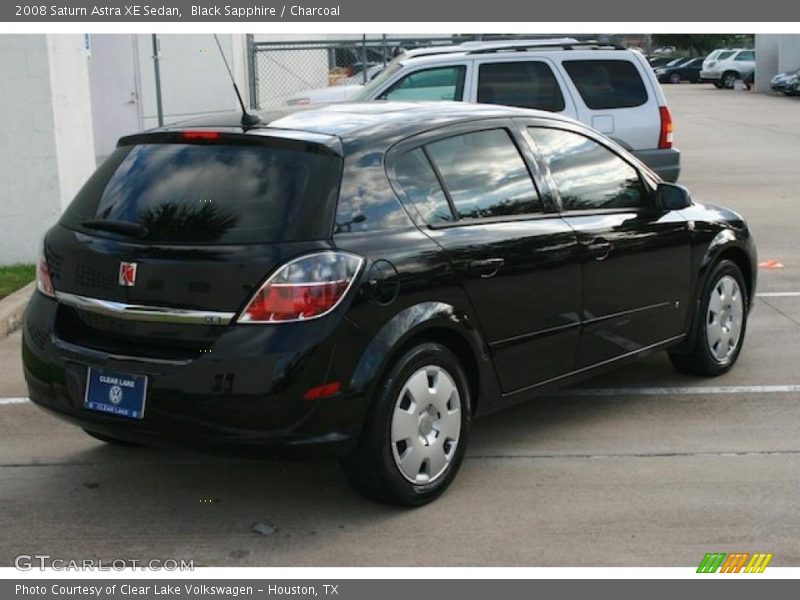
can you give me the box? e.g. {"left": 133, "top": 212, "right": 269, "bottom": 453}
{"left": 340, "top": 342, "right": 471, "bottom": 506}
{"left": 83, "top": 429, "right": 142, "bottom": 447}
{"left": 669, "top": 73, "right": 681, "bottom": 84}
{"left": 669, "top": 260, "right": 748, "bottom": 376}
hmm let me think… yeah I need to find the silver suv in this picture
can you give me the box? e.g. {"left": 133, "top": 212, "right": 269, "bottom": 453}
{"left": 700, "top": 49, "right": 756, "bottom": 88}
{"left": 287, "top": 40, "right": 681, "bottom": 182}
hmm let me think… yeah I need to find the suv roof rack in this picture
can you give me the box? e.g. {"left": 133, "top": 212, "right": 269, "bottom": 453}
{"left": 466, "top": 40, "right": 627, "bottom": 54}
{"left": 402, "top": 38, "right": 582, "bottom": 59}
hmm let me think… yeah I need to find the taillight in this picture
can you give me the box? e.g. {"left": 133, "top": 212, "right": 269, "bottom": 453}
{"left": 238, "top": 251, "right": 363, "bottom": 323}
{"left": 36, "top": 242, "right": 55, "bottom": 298}
{"left": 658, "top": 106, "right": 673, "bottom": 150}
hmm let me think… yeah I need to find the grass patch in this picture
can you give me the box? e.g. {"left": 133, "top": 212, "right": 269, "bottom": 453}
{"left": 0, "top": 263, "right": 36, "bottom": 300}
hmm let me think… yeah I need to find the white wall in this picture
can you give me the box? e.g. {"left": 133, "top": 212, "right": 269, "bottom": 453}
{"left": 0, "top": 34, "right": 95, "bottom": 265}
{"left": 755, "top": 35, "right": 779, "bottom": 93}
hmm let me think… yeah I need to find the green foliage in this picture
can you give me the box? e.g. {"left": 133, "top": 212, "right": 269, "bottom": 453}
{"left": 652, "top": 34, "right": 755, "bottom": 56}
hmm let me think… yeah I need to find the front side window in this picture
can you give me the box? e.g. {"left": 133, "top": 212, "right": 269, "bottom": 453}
{"left": 563, "top": 60, "right": 648, "bottom": 109}
{"left": 717, "top": 51, "right": 735, "bottom": 61}
{"left": 425, "top": 129, "right": 542, "bottom": 220}
{"left": 393, "top": 149, "right": 454, "bottom": 225}
{"left": 477, "top": 61, "right": 566, "bottom": 112}
{"left": 377, "top": 66, "right": 466, "bottom": 101}
{"left": 529, "top": 128, "right": 646, "bottom": 211}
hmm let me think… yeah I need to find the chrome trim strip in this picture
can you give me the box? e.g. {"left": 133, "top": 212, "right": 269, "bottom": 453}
{"left": 54, "top": 291, "right": 235, "bottom": 326}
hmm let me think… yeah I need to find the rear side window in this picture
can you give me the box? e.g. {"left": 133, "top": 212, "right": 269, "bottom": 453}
{"left": 735, "top": 51, "right": 755, "bottom": 62}
{"left": 393, "top": 149, "right": 454, "bottom": 225}
{"left": 563, "top": 60, "right": 648, "bottom": 109}
{"left": 61, "top": 142, "right": 341, "bottom": 244}
{"left": 425, "top": 129, "right": 542, "bottom": 220}
{"left": 377, "top": 66, "right": 466, "bottom": 101}
{"left": 529, "top": 127, "right": 646, "bottom": 211}
{"left": 477, "top": 61, "right": 566, "bottom": 112}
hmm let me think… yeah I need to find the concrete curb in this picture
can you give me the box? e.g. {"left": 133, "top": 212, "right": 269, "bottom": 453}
{"left": 0, "top": 281, "right": 35, "bottom": 339}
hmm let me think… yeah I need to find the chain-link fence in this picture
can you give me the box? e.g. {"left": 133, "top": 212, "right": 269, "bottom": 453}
{"left": 247, "top": 36, "right": 460, "bottom": 110}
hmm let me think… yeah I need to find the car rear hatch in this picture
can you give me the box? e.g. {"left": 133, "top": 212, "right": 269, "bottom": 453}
{"left": 47, "top": 129, "right": 343, "bottom": 359}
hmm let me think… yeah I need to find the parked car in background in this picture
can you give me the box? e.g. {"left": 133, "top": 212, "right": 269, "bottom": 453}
{"left": 648, "top": 56, "right": 679, "bottom": 68}
{"left": 784, "top": 73, "right": 800, "bottom": 96}
{"left": 701, "top": 49, "right": 756, "bottom": 88}
{"left": 770, "top": 68, "right": 800, "bottom": 93}
{"left": 24, "top": 102, "right": 756, "bottom": 506}
{"left": 287, "top": 39, "right": 681, "bottom": 182}
{"left": 655, "top": 57, "right": 705, "bottom": 84}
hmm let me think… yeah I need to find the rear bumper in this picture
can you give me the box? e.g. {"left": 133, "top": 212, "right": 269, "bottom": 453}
{"left": 22, "top": 292, "right": 369, "bottom": 457}
{"left": 632, "top": 147, "right": 681, "bottom": 183}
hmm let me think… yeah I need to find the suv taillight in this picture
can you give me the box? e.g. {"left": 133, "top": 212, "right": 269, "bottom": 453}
{"left": 658, "top": 106, "right": 673, "bottom": 150}
{"left": 36, "top": 242, "right": 55, "bottom": 298}
{"left": 237, "top": 251, "right": 363, "bottom": 323}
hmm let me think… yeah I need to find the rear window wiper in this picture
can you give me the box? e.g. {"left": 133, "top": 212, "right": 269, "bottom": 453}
{"left": 81, "top": 219, "right": 148, "bottom": 238}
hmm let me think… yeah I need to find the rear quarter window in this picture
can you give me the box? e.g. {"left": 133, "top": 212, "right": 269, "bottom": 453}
{"left": 563, "top": 59, "right": 648, "bottom": 110}
{"left": 60, "top": 142, "right": 341, "bottom": 244}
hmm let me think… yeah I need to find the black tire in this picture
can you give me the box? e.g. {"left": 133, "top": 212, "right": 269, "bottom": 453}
{"left": 341, "top": 342, "right": 471, "bottom": 506}
{"left": 669, "top": 73, "right": 681, "bottom": 84}
{"left": 83, "top": 429, "right": 142, "bottom": 447}
{"left": 721, "top": 71, "right": 738, "bottom": 89}
{"left": 713, "top": 81, "right": 724, "bottom": 89}
{"left": 669, "top": 260, "right": 749, "bottom": 377}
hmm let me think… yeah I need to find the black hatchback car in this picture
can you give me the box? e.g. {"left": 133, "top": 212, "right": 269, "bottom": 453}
{"left": 24, "top": 102, "right": 756, "bottom": 505}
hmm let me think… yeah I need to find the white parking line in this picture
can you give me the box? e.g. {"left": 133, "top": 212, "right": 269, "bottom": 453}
{"left": 0, "top": 397, "right": 29, "bottom": 405}
{"left": 758, "top": 292, "right": 800, "bottom": 298}
{"left": 563, "top": 385, "right": 800, "bottom": 397}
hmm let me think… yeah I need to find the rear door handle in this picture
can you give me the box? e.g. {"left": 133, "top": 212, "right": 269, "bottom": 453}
{"left": 586, "top": 238, "right": 613, "bottom": 261}
{"left": 468, "top": 258, "right": 505, "bottom": 278}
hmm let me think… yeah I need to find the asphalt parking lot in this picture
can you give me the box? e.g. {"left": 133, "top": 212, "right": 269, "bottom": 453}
{"left": 1, "top": 85, "right": 799, "bottom": 568}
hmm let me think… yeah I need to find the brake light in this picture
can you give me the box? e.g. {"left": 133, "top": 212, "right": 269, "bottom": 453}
{"left": 658, "top": 106, "right": 673, "bottom": 149}
{"left": 36, "top": 244, "right": 55, "bottom": 298}
{"left": 238, "top": 251, "right": 363, "bottom": 323}
{"left": 181, "top": 131, "right": 220, "bottom": 141}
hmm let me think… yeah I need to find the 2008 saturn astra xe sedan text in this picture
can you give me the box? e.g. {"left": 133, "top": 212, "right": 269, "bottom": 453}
{"left": 23, "top": 102, "right": 757, "bottom": 505}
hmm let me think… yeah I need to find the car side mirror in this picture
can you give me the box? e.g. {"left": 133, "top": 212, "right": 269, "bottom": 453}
{"left": 655, "top": 182, "right": 692, "bottom": 210}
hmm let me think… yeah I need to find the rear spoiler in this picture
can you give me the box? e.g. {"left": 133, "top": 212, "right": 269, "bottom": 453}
{"left": 117, "top": 129, "right": 344, "bottom": 157}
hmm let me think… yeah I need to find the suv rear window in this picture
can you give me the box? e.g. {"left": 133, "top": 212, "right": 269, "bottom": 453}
{"left": 60, "top": 142, "right": 341, "bottom": 244}
{"left": 562, "top": 60, "right": 648, "bottom": 109}
{"left": 478, "top": 61, "right": 566, "bottom": 112}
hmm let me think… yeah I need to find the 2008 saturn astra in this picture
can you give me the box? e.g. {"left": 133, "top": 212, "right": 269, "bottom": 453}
{"left": 23, "top": 102, "right": 756, "bottom": 505}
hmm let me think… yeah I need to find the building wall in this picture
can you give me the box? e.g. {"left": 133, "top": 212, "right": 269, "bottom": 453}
{"left": 0, "top": 34, "right": 95, "bottom": 265}
{"left": 755, "top": 34, "right": 800, "bottom": 92}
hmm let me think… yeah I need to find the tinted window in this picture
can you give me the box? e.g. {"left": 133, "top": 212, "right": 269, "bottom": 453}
{"left": 393, "top": 149, "right": 454, "bottom": 225}
{"left": 477, "top": 61, "right": 566, "bottom": 111}
{"left": 378, "top": 66, "right": 466, "bottom": 101}
{"left": 563, "top": 60, "right": 648, "bottom": 109}
{"left": 426, "top": 129, "right": 542, "bottom": 220}
{"left": 61, "top": 143, "right": 340, "bottom": 244}
{"left": 717, "top": 51, "right": 735, "bottom": 60}
{"left": 529, "top": 128, "right": 646, "bottom": 211}
{"left": 735, "top": 51, "right": 755, "bottom": 62}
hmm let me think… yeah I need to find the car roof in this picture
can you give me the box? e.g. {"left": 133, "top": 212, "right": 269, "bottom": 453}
{"left": 159, "top": 102, "right": 578, "bottom": 150}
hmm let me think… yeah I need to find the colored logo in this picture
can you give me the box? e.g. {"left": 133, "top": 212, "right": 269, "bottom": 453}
{"left": 697, "top": 552, "right": 773, "bottom": 573}
{"left": 119, "top": 262, "right": 137, "bottom": 286}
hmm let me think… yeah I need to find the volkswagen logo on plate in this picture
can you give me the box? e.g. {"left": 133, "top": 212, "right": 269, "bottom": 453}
{"left": 108, "top": 385, "right": 123, "bottom": 405}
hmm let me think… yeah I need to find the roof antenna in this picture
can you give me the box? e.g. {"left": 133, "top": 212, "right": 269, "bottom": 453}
{"left": 213, "top": 34, "right": 262, "bottom": 130}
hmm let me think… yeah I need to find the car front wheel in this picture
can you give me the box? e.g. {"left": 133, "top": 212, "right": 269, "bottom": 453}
{"left": 669, "top": 260, "right": 749, "bottom": 376}
{"left": 341, "top": 342, "right": 471, "bottom": 506}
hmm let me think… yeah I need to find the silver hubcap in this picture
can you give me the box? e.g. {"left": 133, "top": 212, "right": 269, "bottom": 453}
{"left": 706, "top": 275, "right": 744, "bottom": 362}
{"left": 391, "top": 365, "right": 461, "bottom": 485}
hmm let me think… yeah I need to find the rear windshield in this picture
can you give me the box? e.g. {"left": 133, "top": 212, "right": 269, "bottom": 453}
{"left": 60, "top": 142, "right": 341, "bottom": 244}
{"left": 562, "top": 60, "right": 648, "bottom": 109}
